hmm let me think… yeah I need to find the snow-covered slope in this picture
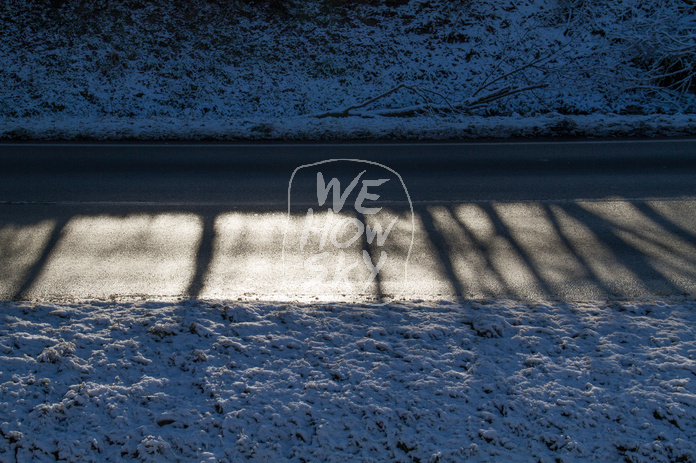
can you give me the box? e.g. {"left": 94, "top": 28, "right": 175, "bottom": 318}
{"left": 1, "top": 0, "right": 695, "bottom": 139}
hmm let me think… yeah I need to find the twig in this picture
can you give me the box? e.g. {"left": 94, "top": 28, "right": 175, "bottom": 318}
{"left": 315, "top": 84, "right": 406, "bottom": 119}
{"left": 314, "top": 79, "right": 548, "bottom": 119}
{"left": 366, "top": 83, "right": 549, "bottom": 118}
{"left": 466, "top": 83, "right": 549, "bottom": 109}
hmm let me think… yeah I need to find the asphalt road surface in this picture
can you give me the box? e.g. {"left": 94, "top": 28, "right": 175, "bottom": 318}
{"left": 1, "top": 140, "right": 695, "bottom": 302}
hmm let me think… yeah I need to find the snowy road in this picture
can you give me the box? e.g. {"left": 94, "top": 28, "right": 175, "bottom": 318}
{"left": 1, "top": 140, "right": 696, "bottom": 302}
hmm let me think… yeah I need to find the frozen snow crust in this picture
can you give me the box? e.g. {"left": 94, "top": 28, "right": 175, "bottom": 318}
{"left": 1, "top": 299, "right": 695, "bottom": 461}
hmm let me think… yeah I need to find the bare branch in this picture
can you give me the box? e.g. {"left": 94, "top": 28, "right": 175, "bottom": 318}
{"left": 472, "top": 48, "right": 565, "bottom": 98}
{"left": 467, "top": 83, "right": 549, "bottom": 109}
{"left": 315, "top": 84, "right": 406, "bottom": 119}
{"left": 314, "top": 76, "right": 549, "bottom": 119}
{"left": 364, "top": 84, "right": 549, "bottom": 118}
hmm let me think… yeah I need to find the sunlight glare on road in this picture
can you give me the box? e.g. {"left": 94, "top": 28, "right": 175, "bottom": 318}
{"left": 21, "top": 213, "right": 201, "bottom": 299}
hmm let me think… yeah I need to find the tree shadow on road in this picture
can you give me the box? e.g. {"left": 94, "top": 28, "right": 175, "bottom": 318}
{"left": 3, "top": 199, "right": 696, "bottom": 301}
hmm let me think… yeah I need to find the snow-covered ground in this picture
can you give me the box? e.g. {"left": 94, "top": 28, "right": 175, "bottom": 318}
{"left": 1, "top": 0, "right": 695, "bottom": 139}
{"left": 1, "top": 298, "right": 695, "bottom": 461}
